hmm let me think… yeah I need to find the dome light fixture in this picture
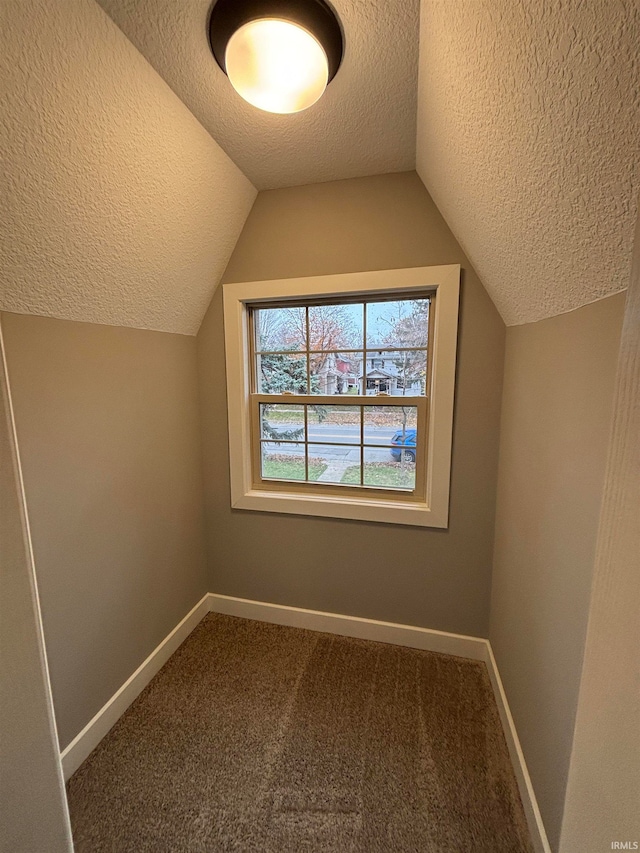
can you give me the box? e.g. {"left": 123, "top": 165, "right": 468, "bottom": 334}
{"left": 209, "top": 0, "right": 344, "bottom": 114}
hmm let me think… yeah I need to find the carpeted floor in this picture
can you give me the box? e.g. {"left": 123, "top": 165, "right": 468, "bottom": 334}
{"left": 66, "top": 614, "right": 533, "bottom": 852}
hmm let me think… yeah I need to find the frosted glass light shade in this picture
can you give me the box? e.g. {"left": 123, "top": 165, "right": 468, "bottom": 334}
{"left": 225, "top": 18, "right": 329, "bottom": 114}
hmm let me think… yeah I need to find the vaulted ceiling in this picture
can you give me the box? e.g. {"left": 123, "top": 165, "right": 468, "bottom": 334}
{"left": 1, "top": 0, "right": 638, "bottom": 332}
{"left": 96, "top": 0, "right": 639, "bottom": 326}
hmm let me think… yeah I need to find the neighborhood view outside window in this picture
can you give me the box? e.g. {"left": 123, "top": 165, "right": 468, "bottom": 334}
{"left": 250, "top": 295, "right": 430, "bottom": 492}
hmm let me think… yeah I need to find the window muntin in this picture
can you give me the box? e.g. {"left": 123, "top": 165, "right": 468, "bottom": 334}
{"left": 250, "top": 294, "right": 430, "bottom": 497}
{"left": 256, "top": 400, "right": 420, "bottom": 491}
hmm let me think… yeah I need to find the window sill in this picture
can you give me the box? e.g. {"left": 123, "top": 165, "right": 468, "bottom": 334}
{"left": 233, "top": 487, "right": 448, "bottom": 528}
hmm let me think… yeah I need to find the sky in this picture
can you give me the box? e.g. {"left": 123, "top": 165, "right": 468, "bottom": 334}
{"left": 258, "top": 297, "right": 429, "bottom": 352}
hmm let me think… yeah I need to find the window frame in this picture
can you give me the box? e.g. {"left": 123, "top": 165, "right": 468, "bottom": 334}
{"left": 223, "top": 265, "right": 460, "bottom": 528}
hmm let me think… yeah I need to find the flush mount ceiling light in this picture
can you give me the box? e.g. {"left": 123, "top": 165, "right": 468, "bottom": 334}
{"left": 209, "top": 0, "right": 344, "bottom": 114}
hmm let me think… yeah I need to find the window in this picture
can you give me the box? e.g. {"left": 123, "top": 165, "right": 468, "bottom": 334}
{"left": 251, "top": 295, "right": 429, "bottom": 494}
{"left": 223, "top": 265, "right": 460, "bottom": 527}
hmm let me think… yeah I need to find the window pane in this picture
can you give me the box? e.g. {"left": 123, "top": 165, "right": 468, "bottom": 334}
{"left": 366, "top": 298, "right": 429, "bottom": 349}
{"left": 257, "top": 353, "right": 308, "bottom": 394}
{"left": 261, "top": 442, "right": 307, "bottom": 481}
{"left": 363, "top": 446, "right": 416, "bottom": 490}
{"left": 307, "top": 405, "right": 360, "bottom": 444}
{"left": 255, "top": 306, "right": 306, "bottom": 352}
{"left": 307, "top": 444, "right": 360, "bottom": 484}
{"left": 363, "top": 406, "right": 417, "bottom": 446}
{"left": 309, "top": 303, "right": 363, "bottom": 351}
{"left": 364, "top": 351, "right": 427, "bottom": 395}
{"left": 309, "top": 351, "right": 361, "bottom": 395}
{"left": 260, "top": 404, "right": 305, "bottom": 441}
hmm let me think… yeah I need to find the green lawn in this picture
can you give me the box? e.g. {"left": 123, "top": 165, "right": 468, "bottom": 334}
{"left": 341, "top": 462, "right": 415, "bottom": 489}
{"left": 262, "top": 455, "right": 327, "bottom": 481}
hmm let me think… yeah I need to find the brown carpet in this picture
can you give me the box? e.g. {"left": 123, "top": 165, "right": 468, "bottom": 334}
{"left": 67, "top": 614, "right": 533, "bottom": 852}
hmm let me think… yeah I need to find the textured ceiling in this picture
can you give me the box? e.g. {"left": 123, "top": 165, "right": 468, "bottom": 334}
{"left": 2, "top": 0, "right": 637, "bottom": 334}
{"left": 95, "top": 0, "right": 419, "bottom": 190}
{"left": 417, "top": 0, "right": 640, "bottom": 326}
{"left": 0, "top": 0, "right": 256, "bottom": 335}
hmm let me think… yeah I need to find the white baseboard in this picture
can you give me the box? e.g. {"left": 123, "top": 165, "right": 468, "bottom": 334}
{"left": 483, "top": 643, "right": 552, "bottom": 853}
{"left": 59, "top": 591, "right": 550, "bottom": 853}
{"left": 60, "top": 593, "right": 210, "bottom": 781}
{"left": 207, "top": 593, "right": 487, "bottom": 660}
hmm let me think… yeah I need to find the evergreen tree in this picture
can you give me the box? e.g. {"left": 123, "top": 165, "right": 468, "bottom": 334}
{"left": 259, "top": 353, "right": 325, "bottom": 440}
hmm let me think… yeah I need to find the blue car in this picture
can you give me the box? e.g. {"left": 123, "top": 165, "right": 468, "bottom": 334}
{"left": 390, "top": 429, "right": 416, "bottom": 462}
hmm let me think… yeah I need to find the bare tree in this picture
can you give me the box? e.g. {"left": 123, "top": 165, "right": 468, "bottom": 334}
{"left": 376, "top": 300, "right": 429, "bottom": 467}
{"left": 278, "top": 304, "right": 359, "bottom": 390}
{"left": 279, "top": 304, "right": 358, "bottom": 351}
{"left": 379, "top": 299, "right": 429, "bottom": 395}
{"left": 255, "top": 306, "right": 305, "bottom": 351}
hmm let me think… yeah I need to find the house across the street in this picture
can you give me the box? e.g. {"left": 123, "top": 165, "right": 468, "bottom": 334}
{"left": 313, "top": 352, "right": 424, "bottom": 395}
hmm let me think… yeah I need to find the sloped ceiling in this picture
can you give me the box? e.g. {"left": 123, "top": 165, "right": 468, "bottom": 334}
{"left": 417, "top": 0, "right": 640, "bottom": 326}
{"left": 94, "top": 0, "right": 640, "bottom": 325}
{"left": 95, "top": 0, "right": 420, "bottom": 190}
{"left": 0, "top": 0, "right": 256, "bottom": 335}
{"left": 1, "top": 0, "right": 638, "bottom": 333}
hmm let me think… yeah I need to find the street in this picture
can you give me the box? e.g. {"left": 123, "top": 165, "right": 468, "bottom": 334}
{"left": 262, "top": 421, "right": 405, "bottom": 462}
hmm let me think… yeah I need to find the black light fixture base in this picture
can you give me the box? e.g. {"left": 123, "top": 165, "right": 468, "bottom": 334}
{"left": 208, "top": 0, "right": 344, "bottom": 83}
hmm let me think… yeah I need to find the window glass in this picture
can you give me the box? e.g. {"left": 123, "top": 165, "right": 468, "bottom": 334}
{"left": 257, "top": 353, "right": 308, "bottom": 394}
{"left": 260, "top": 404, "right": 305, "bottom": 441}
{"left": 260, "top": 442, "right": 306, "bottom": 481}
{"left": 254, "top": 295, "right": 430, "bottom": 400}
{"left": 364, "top": 351, "right": 427, "bottom": 395}
{"left": 309, "top": 351, "right": 361, "bottom": 395}
{"left": 307, "top": 405, "right": 360, "bottom": 444}
{"left": 307, "top": 444, "right": 361, "bottom": 484}
{"left": 363, "top": 405, "right": 417, "bottom": 445}
{"left": 308, "top": 303, "right": 363, "bottom": 350}
{"left": 252, "top": 293, "right": 431, "bottom": 495}
{"left": 255, "top": 306, "right": 306, "bottom": 351}
{"left": 257, "top": 402, "right": 418, "bottom": 492}
{"left": 366, "top": 298, "right": 429, "bottom": 349}
{"left": 363, "top": 447, "right": 416, "bottom": 490}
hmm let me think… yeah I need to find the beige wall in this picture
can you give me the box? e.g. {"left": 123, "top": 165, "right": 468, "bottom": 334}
{"left": 2, "top": 313, "right": 208, "bottom": 749}
{"left": 198, "top": 172, "right": 505, "bottom": 637}
{"left": 490, "top": 293, "right": 625, "bottom": 850}
{"left": 560, "top": 221, "right": 639, "bottom": 850}
{"left": 0, "top": 329, "right": 72, "bottom": 851}
{"left": 0, "top": 0, "right": 253, "bottom": 759}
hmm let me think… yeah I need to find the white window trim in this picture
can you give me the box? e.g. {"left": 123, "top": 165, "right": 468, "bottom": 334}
{"left": 223, "top": 264, "right": 460, "bottom": 528}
